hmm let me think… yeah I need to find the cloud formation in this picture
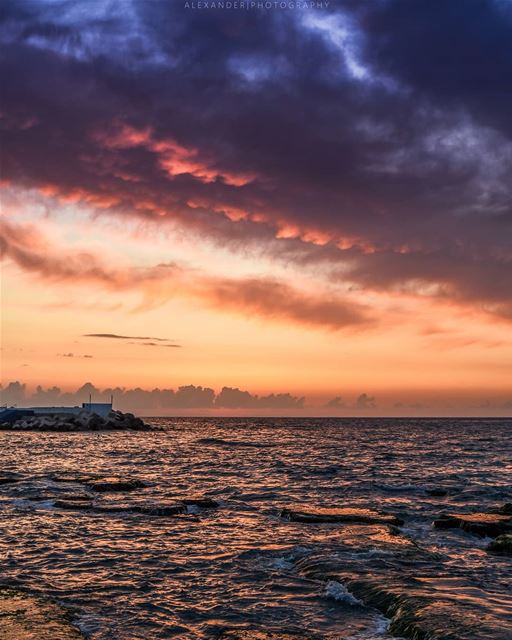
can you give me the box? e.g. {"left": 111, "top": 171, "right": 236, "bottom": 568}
{"left": 84, "top": 333, "right": 172, "bottom": 341}
{"left": 1, "top": 218, "right": 370, "bottom": 330}
{"left": 0, "top": 0, "right": 511, "bottom": 328}
{"left": 0, "top": 381, "right": 304, "bottom": 411}
{"left": 58, "top": 353, "right": 93, "bottom": 359}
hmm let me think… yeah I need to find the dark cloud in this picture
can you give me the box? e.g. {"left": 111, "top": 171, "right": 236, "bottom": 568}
{"left": 84, "top": 333, "right": 173, "bottom": 342}
{"left": 215, "top": 387, "right": 304, "bottom": 409}
{"left": 0, "top": 0, "right": 511, "bottom": 319}
{"left": 138, "top": 342, "right": 181, "bottom": 348}
{"left": 324, "top": 396, "right": 347, "bottom": 409}
{"left": 355, "top": 393, "right": 376, "bottom": 409}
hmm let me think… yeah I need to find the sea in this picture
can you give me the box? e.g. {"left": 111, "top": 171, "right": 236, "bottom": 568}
{"left": 0, "top": 417, "right": 510, "bottom": 639}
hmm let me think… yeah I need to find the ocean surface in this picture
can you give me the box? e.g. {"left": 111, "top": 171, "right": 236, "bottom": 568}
{"left": 0, "top": 417, "right": 511, "bottom": 639}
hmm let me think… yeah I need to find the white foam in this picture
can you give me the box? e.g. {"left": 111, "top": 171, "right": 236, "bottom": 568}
{"left": 272, "top": 557, "right": 293, "bottom": 570}
{"left": 324, "top": 580, "right": 362, "bottom": 606}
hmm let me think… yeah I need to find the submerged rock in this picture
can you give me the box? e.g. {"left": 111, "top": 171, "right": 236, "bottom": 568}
{"left": 131, "top": 503, "right": 186, "bottom": 516}
{"left": 52, "top": 474, "right": 97, "bottom": 484}
{"left": 0, "top": 472, "right": 22, "bottom": 485}
{"left": 281, "top": 506, "right": 403, "bottom": 526}
{"left": 496, "top": 503, "right": 512, "bottom": 515}
{"left": 94, "top": 502, "right": 186, "bottom": 516}
{"left": 53, "top": 499, "right": 94, "bottom": 510}
{"left": 179, "top": 496, "right": 219, "bottom": 508}
{"left": 51, "top": 473, "right": 145, "bottom": 492}
{"left": 487, "top": 534, "right": 512, "bottom": 555}
{"left": 433, "top": 512, "right": 512, "bottom": 537}
{"left": 85, "top": 477, "right": 146, "bottom": 492}
{"left": 219, "top": 633, "right": 315, "bottom": 640}
{"left": 0, "top": 588, "right": 84, "bottom": 639}
{"left": 426, "top": 488, "right": 448, "bottom": 497}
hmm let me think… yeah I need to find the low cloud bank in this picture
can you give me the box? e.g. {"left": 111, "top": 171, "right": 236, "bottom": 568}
{"left": 0, "top": 381, "right": 304, "bottom": 411}
{"left": 2, "top": 382, "right": 509, "bottom": 415}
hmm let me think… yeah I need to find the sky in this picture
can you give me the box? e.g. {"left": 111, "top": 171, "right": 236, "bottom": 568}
{"left": 1, "top": 0, "right": 511, "bottom": 416}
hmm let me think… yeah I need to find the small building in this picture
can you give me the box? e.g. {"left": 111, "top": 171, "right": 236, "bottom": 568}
{"left": 30, "top": 406, "right": 82, "bottom": 416}
{"left": 81, "top": 402, "right": 112, "bottom": 417}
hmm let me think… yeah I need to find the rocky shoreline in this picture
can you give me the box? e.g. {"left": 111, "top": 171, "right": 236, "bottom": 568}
{"left": 1, "top": 470, "right": 511, "bottom": 640}
{"left": 0, "top": 588, "right": 84, "bottom": 639}
{"left": 292, "top": 502, "right": 512, "bottom": 640}
{"left": 0, "top": 409, "right": 151, "bottom": 432}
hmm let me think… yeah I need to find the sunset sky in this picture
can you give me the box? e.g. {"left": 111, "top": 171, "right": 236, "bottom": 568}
{"left": 1, "top": 0, "right": 511, "bottom": 415}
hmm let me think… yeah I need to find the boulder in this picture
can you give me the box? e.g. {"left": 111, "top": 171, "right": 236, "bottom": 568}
{"left": 433, "top": 512, "right": 512, "bottom": 537}
{"left": 281, "top": 506, "right": 403, "bottom": 526}
{"left": 4, "top": 410, "right": 150, "bottom": 431}
{"left": 487, "top": 534, "right": 512, "bottom": 555}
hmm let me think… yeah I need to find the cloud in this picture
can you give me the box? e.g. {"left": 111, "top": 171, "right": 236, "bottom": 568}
{"left": 215, "top": 386, "right": 304, "bottom": 409}
{"left": 138, "top": 342, "right": 181, "bottom": 348}
{"left": 83, "top": 333, "right": 172, "bottom": 341}
{"left": 1, "top": 218, "right": 371, "bottom": 330}
{"left": 0, "top": 0, "right": 510, "bottom": 325}
{"left": 58, "top": 353, "right": 93, "bottom": 358}
{"left": 201, "top": 277, "right": 370, "bottom": 330}
{"left": 355, "top": 393, "right": 376, "bottom": 409}
{"left": 0, "top": 381, "right": 302, "bottom": 411}
{"left": 324, "top": 396, "right": 347, "bottom": 409}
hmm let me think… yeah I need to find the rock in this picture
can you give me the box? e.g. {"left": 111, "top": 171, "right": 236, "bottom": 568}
{"left": 180, "top": 496, "right": 219, "bottom": 508}
{"left": 131, "top": 503, "right": 186, "bottom": 516}
{"left": 52, "top": 473, "right": 98, "bottom": 484}
{"left": 487, "top": 534, "right": 512, "bottom": 555}
{"left": 426, "top": 488, "right": 448, "bottom": 497}
{"left": 0, "top": 588, "right": 84, "bottom": 639}
{"left": 85, "top": 477, "right": 145, "bottom": 492}
{"left": 94, "top": 502, "right": 186, "bottom": 516}
{"left": 433, "top": 512, "right": 512, "bottom": 537}
{"left": 295, "top": 554, "right": 512, "bottom": 640}
{"left": 496, "top": 503, "right": 512, "bottom": 515}
{"left": 4, "top": 409, "right": 150, "bottom": 431}
{"left": 219, "top": 632, "right": 315, "bottom": 639}
{"left": 0, "top": 472, "right": 22, "bottom": 485}
{"left": 53, "top": 499, "right": 94, "bottom": 510}
{"left": 281, "top": 506, "right": 403, "bottom": 526}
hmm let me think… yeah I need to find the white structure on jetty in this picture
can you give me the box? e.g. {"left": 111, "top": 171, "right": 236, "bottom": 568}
{"left": 29, "top": 402, "right": 113, "bottom": 418}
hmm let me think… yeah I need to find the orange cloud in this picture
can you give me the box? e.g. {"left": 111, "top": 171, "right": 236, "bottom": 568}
{"left": 94, "top": 122, "right": 256, "bottom": 186}
{"left": 1, "top": 218, "right": 371, "bottom": 331}
{"left": 200, "top": 277, "right": 369, "bottom": 331}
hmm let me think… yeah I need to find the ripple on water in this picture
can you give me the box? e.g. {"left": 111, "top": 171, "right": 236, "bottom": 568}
{"left": 0, "top": 418, "right": 511, "bottom": 639}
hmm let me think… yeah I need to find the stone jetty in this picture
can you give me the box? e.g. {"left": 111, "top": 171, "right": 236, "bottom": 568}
{"left": 0, "top": 409, "right": 150, "bottom": 432}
